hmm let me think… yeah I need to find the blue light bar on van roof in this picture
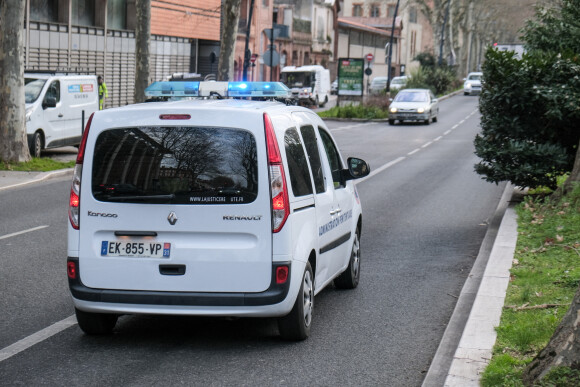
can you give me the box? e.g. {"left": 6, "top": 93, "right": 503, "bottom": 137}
{"left": 145, "top": 81, "right": 200, "bottom": 97}
{"left": 227, "top": 82, "right": 291, "bottom": 98}
{"left": 145, "top": 81, "right": 291, "bottom": 99}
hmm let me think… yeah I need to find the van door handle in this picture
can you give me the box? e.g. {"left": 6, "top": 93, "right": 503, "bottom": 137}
{"left": 329, "top": 208, "right": 341, "bottom": 216}
{"left": 58, "top": 114, "right": 63, "bottom": 117}
{"left": 159, "top": 264, "right": 186, "bottom": 276}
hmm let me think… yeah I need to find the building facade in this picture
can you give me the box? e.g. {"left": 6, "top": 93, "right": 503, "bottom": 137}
{"left": 24, "top": 0, "right": 220, "bottom": 108}
{"left": 339, "top": 0, "right": 433, "bottom": 80}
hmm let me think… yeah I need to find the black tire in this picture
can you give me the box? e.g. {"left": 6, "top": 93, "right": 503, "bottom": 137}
{"left": 29, "top": 131, "right": 42, "bottom": 158}
{"left": 424, "top": 117, "right": 430, "bottom": 125}
{"left": 464, "top": 92, "right": 469, "bottom": 96}
{"left": 278, "top": 262, "right": 314, "bottom": 341}
{"left": 75, "top": 308, "right": 118, "bottom": 335}
{"left": 433, "top": 115, "right": 438, "bottom": 123}
{"left": 314, "top": 96, "right": 320, "bottom": 108}
{"left": 334, "top": 228, "right": 361, "bottom": 289}
{"left": 320, "top": 95, "right": 328, "bottom": 108}
{"left": 388, "top": 119, "right": 395, "bottom": 125}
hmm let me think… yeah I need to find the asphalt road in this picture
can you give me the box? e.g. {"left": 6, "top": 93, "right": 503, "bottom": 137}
{"left": 0, "top": 95, "right": 506, "bottom": 386}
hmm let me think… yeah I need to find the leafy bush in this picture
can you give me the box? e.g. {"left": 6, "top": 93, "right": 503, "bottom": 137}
{"left": 474, "top": 49, "right": 580, "bottom": 189}
{"left": 317, "top": 104, "right": 388, "bottom": 119}
{"left": 406, "top": 56, "right": 457, "bottom": 95}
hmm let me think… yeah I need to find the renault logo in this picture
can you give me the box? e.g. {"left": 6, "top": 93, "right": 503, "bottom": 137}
{"left": 167, "top": 212, "right": 178, "bottom": 225}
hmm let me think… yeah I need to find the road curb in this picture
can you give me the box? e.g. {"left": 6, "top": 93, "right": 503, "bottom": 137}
{"left": 0, "top": 168, "right": 74, "bottom": 192}
{"left": 422, "top": 182, "right": 517, "bottom": 386}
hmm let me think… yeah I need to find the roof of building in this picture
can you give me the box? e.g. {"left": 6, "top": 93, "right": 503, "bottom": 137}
{"left": 337, "top": 17, "right": 401, "bottom": 36}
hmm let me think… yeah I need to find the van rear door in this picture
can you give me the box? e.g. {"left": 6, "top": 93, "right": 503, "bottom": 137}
{"left": 78, "top": 119, "right": 273, "bottom": 293}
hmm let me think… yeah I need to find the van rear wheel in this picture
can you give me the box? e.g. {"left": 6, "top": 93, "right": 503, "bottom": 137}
{"left": 75, "top": 308, "right": 118, "bottom": 335}
{"left": 334, "top": 228, "right": 361, "bottom": 289}
{"left": 29, "top": 131, "right": 42, "bottom": 158}
{"left": 278, "top": 262, "right": 313, "bottom": 341}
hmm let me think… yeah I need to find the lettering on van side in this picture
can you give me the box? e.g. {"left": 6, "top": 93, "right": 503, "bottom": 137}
{"left": 88, "top": 211, "right": 118, "bottom": 218}
{"left": 190, "top": 196, "right": 227, "bottom": 203}
{"left": 223, "top": 215, "right": 263, "bottom": 221}
{"left": 319, "top": 209, "right": 352, "bottom": 236}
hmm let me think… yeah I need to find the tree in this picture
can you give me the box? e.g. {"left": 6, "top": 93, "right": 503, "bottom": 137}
{"left": 477, "top": 0, "right": 580, "bottom": 384}
{"left": 217, "top": 0, "right": 241, "bottom": 82}
{"left": 0, "top": 0, "right": 30, "bottom": 163}
{"left": 134, "top": 0, "right": 151, "bottom": 104}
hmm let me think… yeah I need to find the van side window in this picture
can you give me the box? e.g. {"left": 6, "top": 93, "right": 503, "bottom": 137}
{"left": 319, "top": 129, "right": 343, "bottom": 188}
{"left": 300, "top": 125, "right": 325, "bottom": 194}
{"left": 284, "top": 128, "right": 313, "bottom": 197}
{"left": 45, "top": 81, "right": 60, "bottom": 103}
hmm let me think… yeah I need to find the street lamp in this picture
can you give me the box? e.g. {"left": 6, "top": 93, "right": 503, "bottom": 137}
{"left": 386, "top": 0, "right": 401, "bottom": 93}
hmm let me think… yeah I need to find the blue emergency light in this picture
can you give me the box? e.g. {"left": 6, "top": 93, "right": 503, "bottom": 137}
{"left": 145, "top": 81, "right": 291, "bottom": 99}
{"left": 145, "top": 81, "right": 200, "bottom": 97}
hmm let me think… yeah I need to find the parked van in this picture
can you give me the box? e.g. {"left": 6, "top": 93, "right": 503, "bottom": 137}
{"left": 280, "top": 65, "right": 330, "bottom": 107}
{"left": 67, "top": 81, "right": 370, "bottom": 340}
{"left": 25, "top": 73, "right": 99, "bottom": 157}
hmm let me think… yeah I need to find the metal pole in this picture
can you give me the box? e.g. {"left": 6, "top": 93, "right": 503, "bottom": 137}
{"left": 242, "top": 0, "right": 255, "bottom": 82}
{"left": 270, "top": 26, "right": 274, "bottom": 81}
{"left": 438, "top": 0, "right": 452, "bottom": 66}
{"left": 386, "top": 0, "right": 400, "bottom": 92}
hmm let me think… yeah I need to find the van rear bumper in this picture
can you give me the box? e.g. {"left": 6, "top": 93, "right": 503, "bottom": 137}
{"left": 67, "top": 258, "right": 291, "bottom": 308}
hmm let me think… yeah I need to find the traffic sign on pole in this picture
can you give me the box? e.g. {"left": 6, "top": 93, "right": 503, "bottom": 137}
{"left": 366, "top": 53, "right": 374, "bottom": 62}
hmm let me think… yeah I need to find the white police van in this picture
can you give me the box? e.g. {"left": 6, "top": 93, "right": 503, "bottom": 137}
{"left": 67, "top": 81, "right": 369, "bottom": 340}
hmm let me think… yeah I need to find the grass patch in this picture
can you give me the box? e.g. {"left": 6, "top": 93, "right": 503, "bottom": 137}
{"left": 1, "top": 158, "right": 75, "bottom": 172}
{"left": 481, "top": 186, "right": 580, "bottom": 386}
{"left": 318, "top": 104, "right": 389, "bottom": 119}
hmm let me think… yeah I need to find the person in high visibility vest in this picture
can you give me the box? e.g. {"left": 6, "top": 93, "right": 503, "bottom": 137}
{"left": 98, "top": 75, "right": 108, "bottom": 110}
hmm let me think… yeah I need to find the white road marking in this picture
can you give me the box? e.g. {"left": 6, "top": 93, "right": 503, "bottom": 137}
{"left": 0, "top": 225, "right": 49, "bottom": 241}
{"left": 422, "top": 141, "right": 433, "bottom": 148}
{"left": 0, "top": 315, "right": 77, "bottom": 362}
{"left": 434, "top": 136, "right": 443, "bottom": 142}
{"left": 444, "top": 130, "right": 452, "bottom": 135}
{"left": 408, "top": 148, "right": 421, "bottom": 155}
{"left": 452, "top": 124, "right": 459, "bottom": 129}
{"left": 331, "top": 123, "right": 372, "bottom": 131}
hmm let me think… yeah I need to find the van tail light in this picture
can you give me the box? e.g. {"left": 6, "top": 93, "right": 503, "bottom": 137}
{"left": 69, "top": 113, "right": 93, "bottom": 230}
{"left": 264, "top": 113, "right": 289, "bottom": 233}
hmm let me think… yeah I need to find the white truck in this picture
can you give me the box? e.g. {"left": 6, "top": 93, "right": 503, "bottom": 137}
{"left": 280, "top": 65, "right": 330, "bottom": 107}
{"left": 25, "top": 73, "right": 99, "bottom": 157}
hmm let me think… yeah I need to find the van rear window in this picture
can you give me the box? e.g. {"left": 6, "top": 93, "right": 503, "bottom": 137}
{"left": 91, "top": 127, "right": 258, "bottom": 204}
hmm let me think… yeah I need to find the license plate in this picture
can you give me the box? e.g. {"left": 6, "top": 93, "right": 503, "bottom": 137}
{"left": 101, "top": 241, "right": 171, "bottom": 258}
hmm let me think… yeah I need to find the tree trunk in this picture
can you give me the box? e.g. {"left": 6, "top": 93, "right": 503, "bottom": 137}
{"left": 523, "top": 284, "right": 580, "bottom": 385}
{"left": 217, "top": 0, "right": 241, "bottom": 82}
{"left": 0, "top": 0, "right": 30, "bottom": 163}
{"left": 551, "top": 139, "right": 580, "bottom": 201}
{"left": 134, "top": 0, "right": 151, "bottom": 104}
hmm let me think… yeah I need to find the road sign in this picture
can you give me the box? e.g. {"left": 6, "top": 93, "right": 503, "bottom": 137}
{"left": 365, "top": 67, "right": 372, "bottom": 76}
{"left": 250, "top": 54, "right": 258, "bottom": 64}
{"left": 263, "top": 50, "right": 280, "bottom": 67}
{"left": 366, "top": 53, "right": 374, "bottom": 62}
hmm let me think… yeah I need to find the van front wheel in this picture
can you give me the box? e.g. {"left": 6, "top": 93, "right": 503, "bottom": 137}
{"left": 29, "top": 131, "right": 43, "bottom": 158}
{"left": 278, "top": 262, "right": 313, "bottom": 341}
{"left": 75, "top": 308, "right": 118, "bottom": 335}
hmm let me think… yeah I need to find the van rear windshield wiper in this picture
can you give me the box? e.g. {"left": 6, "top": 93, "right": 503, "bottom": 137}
{"left": 105, "top": 194, "right": 175, "bottom": 201}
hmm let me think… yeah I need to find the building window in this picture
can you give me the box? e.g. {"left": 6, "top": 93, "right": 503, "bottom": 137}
{"left": 409, "top": 6, "right": 417, "bottom": 23}
{"left": 387, "top": 4, "right": 396, "bottom": 18}
{"left": 352, "top": 4, "right": 363, "bottom": 17}
{"left": 30, "top": 0, "right": 59, "bottom": 23}
{"left": 411, "top": 31, "right": 417, "bottom": 57}
{"left": 108, "top": 0, "right": 127, "bottom": 30}
{"left": 72, "top": 0, "right": 95, "bottom": 26}
{"left": 371, "top": 4, "right": 380, "bottom": 17}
